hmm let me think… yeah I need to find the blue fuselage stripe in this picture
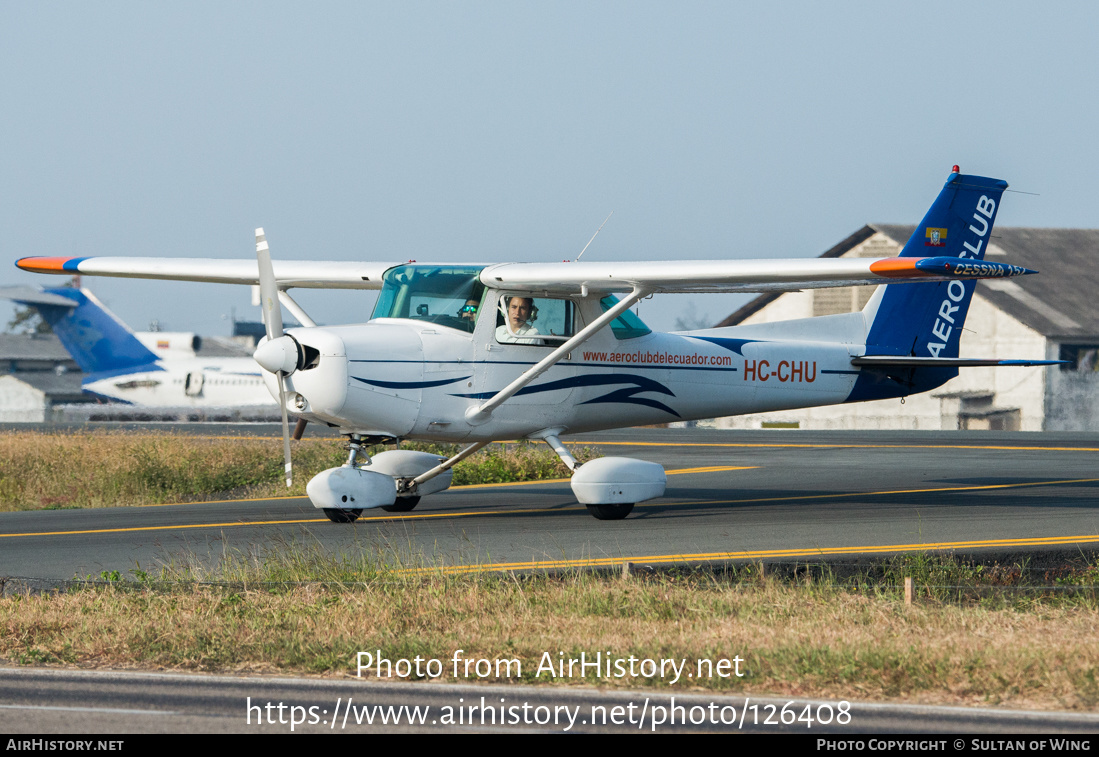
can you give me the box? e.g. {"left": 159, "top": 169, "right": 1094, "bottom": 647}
{"left": 349, "top": 359, "right": 738, "bottom": 373}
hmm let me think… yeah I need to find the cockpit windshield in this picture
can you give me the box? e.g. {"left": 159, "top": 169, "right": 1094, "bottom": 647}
{"left": 371, "top": 265, "right": 486, "bottom": 333}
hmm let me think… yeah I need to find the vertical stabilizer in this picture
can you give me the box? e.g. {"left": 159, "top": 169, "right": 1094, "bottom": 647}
{"left": 16, "top": 288, "right": 158, "bottom": 374}
{"left": 849, "top": 170, "right": 1008, "bottom": 402}
{"left": 862, "top": 170, "right": 1008, "bottom": 359}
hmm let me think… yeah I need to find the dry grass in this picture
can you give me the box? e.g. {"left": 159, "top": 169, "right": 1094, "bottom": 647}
{"left": 0, "top": 431, "right": 594, "bottom": 511}
{"left": 2, "top": 559, "right": 1098, "bottom": 711}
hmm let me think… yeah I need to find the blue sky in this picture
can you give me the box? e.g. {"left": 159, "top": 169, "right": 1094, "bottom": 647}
{"left": 3, "top": 2, "right": 1097, "bottom": 335}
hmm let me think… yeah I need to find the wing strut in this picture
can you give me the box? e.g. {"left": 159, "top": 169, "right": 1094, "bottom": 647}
{"left": 408, "top": 441, "right": 490, "bottom": 491}
{"left": 277, "top": 290, "right": 317, "bottom": 328}
{"left": 464, "top": 287, "right": 647, "bottom": 425}
{"left": 529, "top": 428, "right": 578, "bottom": 471}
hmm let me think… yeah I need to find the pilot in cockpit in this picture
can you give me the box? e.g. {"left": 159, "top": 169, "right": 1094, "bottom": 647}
{"left": 456, "top": 297, "right": 480, "bottom": 333}
{"left": 458, "top": 299, "right": 479, "bottom": 322}
{"left": 496, "top": 296, "right": 543, "bottom": 344}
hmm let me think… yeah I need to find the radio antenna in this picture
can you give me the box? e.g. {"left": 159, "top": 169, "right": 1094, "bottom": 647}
{"left": 576, "top": 211, "right": 613, "bottom": 262}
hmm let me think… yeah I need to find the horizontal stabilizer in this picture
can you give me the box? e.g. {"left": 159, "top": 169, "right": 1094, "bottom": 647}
{"left": 0, "top": 286, "right": 79, "bottom": 308}
{"left": 852, "top": 356, "right": 1064, "bottom": 368}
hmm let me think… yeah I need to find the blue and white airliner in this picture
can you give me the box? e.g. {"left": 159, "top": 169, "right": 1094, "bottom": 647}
{"left": 2, "top": 286, "right": 275, "bottom": 409}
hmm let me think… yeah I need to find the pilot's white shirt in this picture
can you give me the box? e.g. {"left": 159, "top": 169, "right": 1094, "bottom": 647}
{"left": 495, "top": 323, "right": 542, "bottom": 344}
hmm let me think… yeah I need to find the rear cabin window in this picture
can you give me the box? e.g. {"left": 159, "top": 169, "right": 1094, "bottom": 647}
{"left": 599, "top": 295, "right": 652, "bottom": 340}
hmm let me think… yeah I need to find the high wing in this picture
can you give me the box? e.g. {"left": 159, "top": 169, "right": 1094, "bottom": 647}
{"left": 15, "top": 256, "right": 398, "bottom": 289}
{"left": 15, "top": 255, "right": 1033, "bottom": 294}
{"left": 481, "top": 257, "right": 1033, "bottom": 295}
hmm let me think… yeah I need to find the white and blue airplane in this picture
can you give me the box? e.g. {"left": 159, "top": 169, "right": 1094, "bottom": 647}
{"left": 16, "top": 168, "right": 1057, "bottom": 521}
{"left": 0, "top": 286, "right": 275, "bottom": 409}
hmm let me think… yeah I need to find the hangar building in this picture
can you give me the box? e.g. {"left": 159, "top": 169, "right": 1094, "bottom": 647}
{"left": 711, "top": 226, "right": 1099, "bottom": 431}
{"left": 0, "top": 333, "right": 89, "bottom": 422}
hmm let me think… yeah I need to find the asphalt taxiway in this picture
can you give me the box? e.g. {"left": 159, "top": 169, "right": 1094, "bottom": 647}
{"left": 3, "top": 667, "right": 1098, "bottom": 733}
{"left": 1, "top": 428, "right": 1098, "bottom": 581}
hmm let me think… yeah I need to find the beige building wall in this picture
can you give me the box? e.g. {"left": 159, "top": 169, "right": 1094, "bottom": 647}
{"left": 0, "top": 375, "right": 47, "bottom": 423}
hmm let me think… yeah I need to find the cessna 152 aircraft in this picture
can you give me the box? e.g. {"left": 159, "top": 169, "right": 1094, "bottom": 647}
{"left": 16, "top": 168, "right": 1057, "bottom": 521}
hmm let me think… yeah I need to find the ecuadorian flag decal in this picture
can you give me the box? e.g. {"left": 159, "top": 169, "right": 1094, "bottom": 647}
{"left": 925, "top": 227, "right": 947, "bottom": 247}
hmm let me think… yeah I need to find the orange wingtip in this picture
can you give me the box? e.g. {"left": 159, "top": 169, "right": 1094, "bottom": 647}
{"left": 15, "top": 257, "right": 78, "bottom": 273}
{"left": 869, "top": 257, "right": 930, "bottom": 278}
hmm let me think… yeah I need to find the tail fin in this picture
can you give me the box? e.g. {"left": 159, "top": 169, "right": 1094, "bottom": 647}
{"left": 863, "top": 170, "right": 1008, "bottom": 359}
{"left": 9, "top": 287, "right": 158, "bottom": 374}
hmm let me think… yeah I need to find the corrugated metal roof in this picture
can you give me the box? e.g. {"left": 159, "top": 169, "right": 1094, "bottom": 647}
{"left": 0, "top": 333, "right": 73, "bottom": 361}
{"left": 2, "top": 331, "right": 251, "bottom": 361}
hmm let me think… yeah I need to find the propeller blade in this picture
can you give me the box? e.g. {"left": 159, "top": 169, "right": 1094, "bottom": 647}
{"left": 256, "top": 228, "right": 293, "bottom": 487}
{"left": 279, "top": 374, "right": 293, "bottom": 487}
{"left": 256, "top": 228, "right": 283, "bottom": 340}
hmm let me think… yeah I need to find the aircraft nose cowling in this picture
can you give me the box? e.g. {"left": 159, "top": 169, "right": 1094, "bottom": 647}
{"left": 329, "top": 322, "right": 426, "bottom": 436}
{"left": 276, "top": 322, "right": 424, "bottom": 437}
{"left": 261, "top": 327, "right": 349, "bottom": 427}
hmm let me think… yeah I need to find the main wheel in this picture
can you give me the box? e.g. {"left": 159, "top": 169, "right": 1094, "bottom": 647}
{"left": 323, "top": 508, "right": 364, "bottom": 523}
{"left": 586, "top": 503, "right": 634, "bottom": 520}
{"left": 381, "top": 496, "right": 421, "bottom": 513}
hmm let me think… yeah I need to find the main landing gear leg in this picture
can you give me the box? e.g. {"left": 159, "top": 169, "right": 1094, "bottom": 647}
{"left": 533, "top": 430, "right": 665, "bottom": 521}
{"left": 380, "top": 441, "right": 488, "bottom": 513}
{"left": 538, "top": 432, "right": 633, "bottom": 521}
{"left": 346, "top": 435, "right": 367, "bottom": 468}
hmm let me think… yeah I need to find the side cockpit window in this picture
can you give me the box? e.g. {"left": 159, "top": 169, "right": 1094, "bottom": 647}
{"left": 495, "top": 295, "right": 577, "bottom": 346}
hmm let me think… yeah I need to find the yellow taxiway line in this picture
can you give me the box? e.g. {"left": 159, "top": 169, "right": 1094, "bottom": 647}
{"left": 589, "top": 440, "right": 1099, "bottom": 453}
{"left": 405, "top": 533, "right": 1099, "bottom": 576}
{"left": 2, "top": 473, "right": 1095, "bottom": 541}
{"left": 208, "top": 435, "right": 1099, "bottom": 453}
{"left": 0, "top": 465, "right": 753, "bottom": 537}
{"left": 672, "top": 476, "right": 1099, "bottom": 508}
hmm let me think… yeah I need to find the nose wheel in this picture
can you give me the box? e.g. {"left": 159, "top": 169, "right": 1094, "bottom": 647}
{"left": 323, "top": 508, "right": 364, "bottom": 523}
{"left": 586, "top": 503, "right": 634, "bottom": 520}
